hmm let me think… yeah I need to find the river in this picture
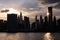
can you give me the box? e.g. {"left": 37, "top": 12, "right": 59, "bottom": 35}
{"left": 0, "top": 32, "right": 60, "bottom": 40}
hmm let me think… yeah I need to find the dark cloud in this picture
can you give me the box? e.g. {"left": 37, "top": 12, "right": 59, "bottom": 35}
{"left": 38, "top": 0, "right": 60, "bottom": 9}
{"left": 54, "top": 3, "right": 60, "bottom": 9}
{"left": 38, "top": 0, "right": 60, "bottom": 4}
{"left": 1, "top": 9, "right": 9, "bottom": 13}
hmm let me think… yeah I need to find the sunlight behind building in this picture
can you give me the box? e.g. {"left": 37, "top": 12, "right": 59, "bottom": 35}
{"left": 47, "top": 9, "right": 49, "bottom": 16}
{"left": 47, "top": 12, "right": 49, "bottom": 16}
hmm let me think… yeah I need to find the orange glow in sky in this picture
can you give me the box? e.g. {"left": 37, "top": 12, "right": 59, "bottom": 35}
{"left": 0, "top": 8, "right": 29, "bottom": 20}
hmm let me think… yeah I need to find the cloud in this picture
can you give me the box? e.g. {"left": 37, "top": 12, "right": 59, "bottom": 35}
{"left": 38, "top": 0, "right": 60, "bottom": 4}
{"left": 38, "top": 0, "right": 60, "bottom": 9}
{"left": 0, "top": 0, "right": 60, "bottom": 21}
{"left": 1, "top": 9, "right": 9, "bottom": 13}
{"left": 54, "top": 3, "right": 60, "bottom": 9}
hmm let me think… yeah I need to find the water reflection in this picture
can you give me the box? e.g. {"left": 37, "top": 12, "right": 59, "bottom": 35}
{"left": 43, "top": 32, "right": 54, "bottom": 40}
{"left": 0, "top": 32, "right": 60, "bottom": 40}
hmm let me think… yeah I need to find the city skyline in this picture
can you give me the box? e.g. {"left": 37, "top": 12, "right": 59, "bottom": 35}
{"left": 0, "top": 6, "right": 60, "bottom": 32}
{"left": 0, "top": 0, "right": 60, "bottom": 22}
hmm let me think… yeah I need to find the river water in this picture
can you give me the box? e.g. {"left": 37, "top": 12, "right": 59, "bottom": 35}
{"left": 0, "top": 32, "right": 60, "bottom": 40}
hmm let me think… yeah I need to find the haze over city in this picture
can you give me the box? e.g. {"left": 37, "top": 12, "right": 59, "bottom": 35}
{"left": 0, "top": 0, "right": 60, "bottom": 22}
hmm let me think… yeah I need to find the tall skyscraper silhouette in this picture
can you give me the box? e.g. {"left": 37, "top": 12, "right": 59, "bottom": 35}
{"left": 47, "top": 7, "right": 53, "bottom": 24}
{"left": 35, "top": 15, "right": 38, "bottom": 22}
{"left": 40, "top": 15, "right": 43, "bottom": 24}
{"left": 35, "top": 15, "right": 38, "bottom": 30}
{"left": 17, "top": 12, "right": 23, "bottom": 24}
{"left": 7, "top": 14, "right": 18, "bottom": 32}
{"left": 24, "top": 16, "right": 30, "bottom": 31}
{"left": 44, "top": 16, "right": 48, "bottom": 23}
{"left": 53, "top": 16, "right": 56, "bottom": 25}
{"left": 20, "top": 12, "right": 23, "bottom": 24}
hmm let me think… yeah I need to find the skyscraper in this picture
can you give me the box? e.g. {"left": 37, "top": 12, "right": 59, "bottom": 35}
{"left": 35, "top": 15, "right": 38, "bottom": 22}
{"left": 24, "top": 16, "right": 30, "bottom": 31}
{"left": 47, "top": 7, "right": 53, "bottom": 24}
{"left": 40, "top": 15, "right": 43, "bottom": 24}
{"left": 35, "top": 15, "right": 39, "bottom": 30}
{"left": 7, "top": 14, "right": 18, "bottom": 32}
{"left": 44, "top": 16, "right": 48, "bottom": 23}
{"left": 20, "top": 12, "right": 23, "bottom": 24}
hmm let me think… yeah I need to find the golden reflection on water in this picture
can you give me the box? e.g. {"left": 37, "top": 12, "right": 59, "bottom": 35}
{"left": 0, "top": 33, "right": 55, "bottom": 40}
{"left": 43, "top": 32, "right": 54, "bottom": 40}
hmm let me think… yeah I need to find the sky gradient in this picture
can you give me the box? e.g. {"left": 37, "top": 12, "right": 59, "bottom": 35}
{"left": 0, "top": 0, "right": 60, "bottom": 22}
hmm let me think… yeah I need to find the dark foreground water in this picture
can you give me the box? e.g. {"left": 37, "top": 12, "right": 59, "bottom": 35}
{"left": 0, "top": 32, "right": 60, "bottom": 40}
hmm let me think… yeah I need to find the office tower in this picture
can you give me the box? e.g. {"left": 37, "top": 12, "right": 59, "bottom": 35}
{"left": 44, "top": 16, "right": 48, "bottom": 23}
{"left": 35, "top": 15, "right": 38, "bottom": 22}
{"left": 35, "top": 15, "right": 37, "bottom": 29}
{"left": 47, "top": 7, "right": 53, "bottom": 24}
{"left": 47, "top": 7, "right": 52, "bottom": 16}
{"left": 35, "top": 15, "right": 39, "bottom": 30}
{"left": 7, "top": 14, "right": 18, "bottom": 32}
{"left": 3, "top": 20, "right": 7, "bottom": 31}
{"left": 20, "top": 12, "right": 23, "bottom": 24}
{"left": 18, "top": 12, "right": 23, "bottom": 24}
{"left": 53, "top": 16, "right": 56, "bottom": 25}
{"left": 0, "top": 20, "right": 4, "bottom": 31}
{"left": 24, "top": 16, "right": 30, "bottom": 31}
{"left": 31, "top": 22, "right": 35, "bottom": 31}
{"left": 40, "top": 15, "right": 43, "bottom": 24}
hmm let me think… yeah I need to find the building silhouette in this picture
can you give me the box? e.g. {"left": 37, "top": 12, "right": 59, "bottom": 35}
{"left": 18, "top": 12, "right": 23, "bottom": 24}
{"left": 40, "top": 15, "right": 43, "bottom": 25}
{"left": 35, "top": 15, "right": 38, "bottom": 30}
{"left": 0, "top": 20, "right": 4, "bottom": 31}
{"left": 19, "top": 12, "right": 23, "bottom": 24}
{"left": 47, "top": 7, "right": 53, "bottom": 24}
{"left": 0, "top": 7, "right": 60, "bottom": 32}
{"left": 24, "top": 16, "right": 30, "bottom": 31}
{"left": 7, "top": 14, "right": 18, "bottom": 32}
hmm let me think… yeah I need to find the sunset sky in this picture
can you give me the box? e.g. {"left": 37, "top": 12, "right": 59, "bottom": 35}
{"left": 0, "top": 0, "right": 60, "bottom": 22}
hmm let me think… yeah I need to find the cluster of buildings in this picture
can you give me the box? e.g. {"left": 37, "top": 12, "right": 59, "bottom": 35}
{"left": 0, "top": 7, "right": 60, "bottom": 32}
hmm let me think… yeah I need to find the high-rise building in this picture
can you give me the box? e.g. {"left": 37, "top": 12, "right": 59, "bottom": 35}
{"left": 44, "top": 16, "right": 48, "bottom": 23}
{"left": 7, "top": 14, "right": 18, "bottom": 32}
{"left": 35, "top": 15, "right": 39, "bottom": 30}
{"left": 40, "top": 15, "right": 43, "bottom": 24}
{"left": 53, "top": 16, "right": 56, "bottom": 25}
{"left": 48, "top": 7, "right": 52, "bottom": 16}
{"left": 20, "top": 12, "right": 23, "bottom": 24}
{"left": 47, "top": 7, "right": 53, "bottom": 24}
{"left": 35, "top": 15, "right": 38, "bottom": 22}
{"left": 0, "top": 20, "right": 4, "bottom": 31}
{"left": 17, "top": 12, "right": 23, "bottom": 24}
{"left": 24, "top": 16, "right": 30, "bottom": 31}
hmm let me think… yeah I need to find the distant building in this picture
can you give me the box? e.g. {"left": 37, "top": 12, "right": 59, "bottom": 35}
{"left": 47, "top": 7, "right": 53, "bottom": 24}
{"left": 24, "top": 16, "right": 30, "bottom": 31}
{"left": 44, "top": 16, "right": 48, "bottom": 23}
{"left": 18, "top": 12, "right": 23, "bottom": 24}
{"left": 40, "top": 15, "right": 43, "bottom": 24}
{"left": 20, "top": 12, "right": 23, "bottom": 24}
{"left": 35, "top": 15, "right": 38, "bottom": 22}
{"left": 7, "top": 14, "right": 18, "bottom": 32}
{"left": 53, "top": 16, "right": 56, "bottom": 25}
{"left": 0, "top": 20, "right": 4, "bottom": 31}
{"left": 35, "top": 15, "right": 38, "bottom": 30}
{"left": 35, "top": 15, "right": 39, "bottom": 30}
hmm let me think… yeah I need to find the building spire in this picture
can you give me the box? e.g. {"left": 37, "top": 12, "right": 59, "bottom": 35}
{"left": 20, "top": 12, "right": 22, "bottom": 24}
